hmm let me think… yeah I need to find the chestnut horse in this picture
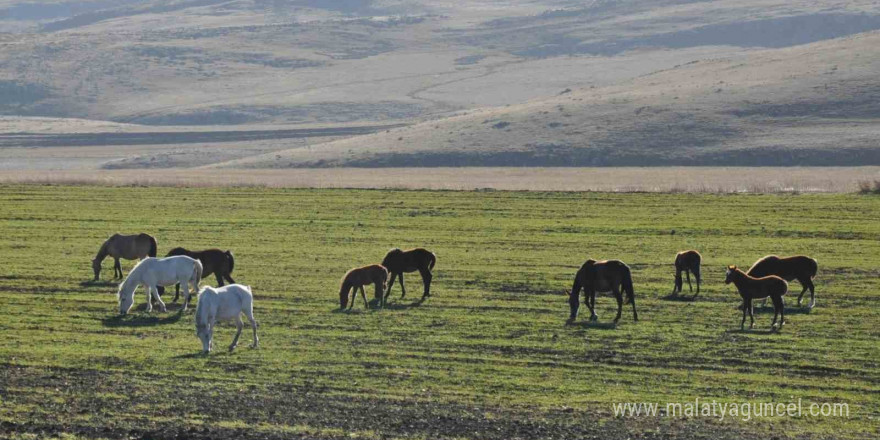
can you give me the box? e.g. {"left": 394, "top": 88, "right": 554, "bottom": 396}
{"left": 568, "top": 259, "right": 638, "bottom": 324}
{"left": 92, "top": 233, "right": 157, "bottom": 280}
{"left": 381, "top": 248, "right": 436, "bottom": 301}
{"left": 163, "top": 247, "right": 236, "bottom": 302}
{"left": 726, "top": 265, "right": 788, "bottom": 330}
{"left": 339, "top": 264, "right": 388, "bottom": 310}
{"left": 747, "top": 255, "right": 818, "bottom": 309}
{"left": 671, "top": 250, "right": 701, "bottom": 297}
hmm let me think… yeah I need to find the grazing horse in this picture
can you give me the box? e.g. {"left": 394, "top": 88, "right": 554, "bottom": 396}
{"left": 748, "top": 255, "right": 818, "bottom": 309}
{"left": 725, "top": 265, "right": 788, "bottom": 330}
{"left": 92, "top": 233, "right": 157, "bottom": 280}
{"left": 381, "top": 248, "right": 436, "bottom": 301}
{"left": 195, "top": 284, "right": 259, "bottom": 353}
{"left": 568, "top": 259, "right": 638, "bottom": 324}
{"left": 339, "top": 265, "right": 388, "bottom": 310}
{"left": 671, "top": 250, "right": 702, "bottom": 297}
{"left": 117, "top": 256, "right": 202, "bottom": 315}
{"left": 163, "top": 247, "right": 236, "bottom": 303}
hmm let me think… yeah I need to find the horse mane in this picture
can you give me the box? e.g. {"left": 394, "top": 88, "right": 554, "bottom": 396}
{"left": 117, "top": 258, "right": 148, "bottom": 300}
{"left": 747, "top": 255, "right": 779, "bottom": 273}
{"left": 195, "top": 287, "right": 215, "bottom": 326}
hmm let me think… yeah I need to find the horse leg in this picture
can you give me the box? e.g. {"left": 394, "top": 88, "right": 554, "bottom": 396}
{"left": 347, "top": 287, "right": 355, "bottom": 310}
{"left": 671, "top": 270, "right": 680, "bottom": 295}
{"left": 583, "top": 288, "right": 596, "bottom": 321}
{"left": 114, "top": 258, "right": 122, "bottom": 279}
{"left": 740, "top": 298, "right": 748, "bottom": 330}
{"left": 420, "top": 267, "right": 433, "bottom": 299}
{"left": 807, "top": 278, "right": 816, "bottom": 309}
{"left": 359, "top": 286, "right": 368, "bottom": 309}
{"left": 748, "top": 299, "right": 755, "bottom": 329}
{"left": 144, "top": 284, "right": 153, "bottom": 313}
{"left": 229, "top": 317, "right": 243, "bottom": 352}
{"left": 694, "top": 267, "right": 701, "bottom": 296}
{"left": 796, "top": 278, "right": 808, "bottom": 307}
{"left": 613, "top": 287, "right": 623, "bottom": 323}
{"left": 216, "top": 273, "right": 225, "bottom": 287}
{"left": 151, "top": 285, "right": 167, "bottom": 313}
{"left": 686, "top": 270, "right": 693, "bottom": 293}
{"left": 384, "top": 274, "right": 394, "bottom": 303}
{"left": 629, "top": 290, "right": 638, "bottom": 322}
{"left": 770, "top": 296, "right": 780, "bottom": 329}
{"left": 173, "top": 283, "right": 180, "bottom": 303}
{"left": 224, "top": 273, "right": 236, "bottom": 285}
{"left": 246, "top": 313, "right": 259, "bottom": 349}
{"left": 779, "top": 295, "right": 786, "bottom": 328}
{"left": 181, "top": 280, "right": 190, "bottom": 311}
{"left": 399, "top": 272, "right": 407, "bottom": 299}
{"left": 386, "top": 273, "right": 397, "bottom": 300}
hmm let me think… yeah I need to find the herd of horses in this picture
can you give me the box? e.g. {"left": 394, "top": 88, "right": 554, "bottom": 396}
{"left": 93, "top": 233, "right": 819, "bottom": 353}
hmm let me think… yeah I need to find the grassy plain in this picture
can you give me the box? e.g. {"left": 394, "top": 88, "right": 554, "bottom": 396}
{"left": 0, "top": 185, "right": 877, "bottom": 439}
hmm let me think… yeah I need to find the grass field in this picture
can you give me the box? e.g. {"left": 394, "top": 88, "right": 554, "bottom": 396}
{"left": 0, "top": 185, "right": 877, "bottom": 439}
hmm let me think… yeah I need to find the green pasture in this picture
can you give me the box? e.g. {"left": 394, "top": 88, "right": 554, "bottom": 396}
{"left": 0, "top": 185, "right": 877, "bottom": 439}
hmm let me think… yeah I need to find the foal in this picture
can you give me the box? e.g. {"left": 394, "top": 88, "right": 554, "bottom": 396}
{"left": 381, "top": 248, "right": 436, "bottom": 301}
{"left": 339, "top": 265, "right": 388, "bottom": 310}
{"left": 671, "top": 250, "right": 701, "bottom": 297}
{"left": 725, "top": 265, "right": 788, "bottom": 330}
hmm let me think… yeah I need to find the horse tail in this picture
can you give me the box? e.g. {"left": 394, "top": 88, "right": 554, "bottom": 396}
{"left": 807, "top": 258, "right": 819, "bottom": 279}
{"left": 192, "top": 259, "right": 203, "bottom": 286}
{"left": 147, "top": 235, "right": 157, "bottom": 258}
{"left": 428, "top": 252, "right": 436, "bottom": 271}
{"left": 226, "top": 250, "right": 235, "bottom": 274}
{"left": 621, "top": 265, "right": 635, "bottom": 305}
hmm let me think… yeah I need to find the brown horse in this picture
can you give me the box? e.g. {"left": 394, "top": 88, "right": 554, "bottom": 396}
{"left": 339, "top": 264, "right": 388, "bottom": 310}
{"left": 747, "top": 255, "right": 818, "bottom": 309}
{"left": 568, "top": 259, "right": 638, "bottom": 324}
{"left": 92, "top": 233, "right": 157, "bottom": 280}
{"left": 381, "top": 248, "right": 436, "bottom": 301}
{"left": 726, "top": 265, "right": 788, "bottom": 330}
{"left": 163, "top": 248, "right": 236, "bottom": 302}
{"left": 672, "top": 250, "right": 701, "bottom": 297}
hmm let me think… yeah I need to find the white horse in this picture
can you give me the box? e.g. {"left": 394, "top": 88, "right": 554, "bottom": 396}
{"left": 195, "top": 284, "right": 259, "bottom": 353}
{"left": 117, "top": 256, "right": 203, "bottom": 315}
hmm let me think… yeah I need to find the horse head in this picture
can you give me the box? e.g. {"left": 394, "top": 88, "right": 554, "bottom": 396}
{"left": 724, "top": 265, "right": 737, "bottom": 284}
{"left": 92, "top": 258, "right": 102, "bottom": 281}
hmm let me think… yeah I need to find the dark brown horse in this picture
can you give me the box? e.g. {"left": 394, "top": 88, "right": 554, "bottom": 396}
{"left": 92, "top": 233, "right": 157, "bottom": 280}
{"left": 726, "top": 265, "right": 788, "bottom": 330}
{"left": 672, "top": 250, "right": 701, "bottom": 297}
{"left": 340, "top": 264, "right": 388, "bottom": 310}
{"left": 568, "top": 259, "right": 638, "bottom": 324}
{"left": 162, "top": 248, "right": 236, "bottom": 302}
{"left": 747, "top": 255, "right": 818, "bottom": 309}
{"left": 381, "top": 248, "right": 436, "bottom": 301}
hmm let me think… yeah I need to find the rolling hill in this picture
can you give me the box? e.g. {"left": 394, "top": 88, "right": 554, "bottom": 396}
{"left": 1, "top": 0, "right": 879, "bottom": 167}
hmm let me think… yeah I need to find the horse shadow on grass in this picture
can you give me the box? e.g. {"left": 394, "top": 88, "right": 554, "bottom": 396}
{"left": 332, "top": 297, "right": 426, "bottom": 313}
{"left": 737, "top": 304, "right": 813, "bottom": 315}
{"left": 566, "top": 320, "right": 620, "bottom": 330}
{"left": 661, "top": 293, "right": 699, "bottom": 302}
{"left": 727, "top": 327, "right": 784, "bottom": 336}
{"left": 101, "top": 310, "right": 183, "bottom": 328}
{"left": 79, "top": 280, "right": 118, "bottom": 289}
{"left": 379, "top": 297, "right": 426, "bottom": 310}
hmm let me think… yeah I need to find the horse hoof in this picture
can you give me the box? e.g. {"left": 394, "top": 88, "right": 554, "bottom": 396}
{"left": 590, "top": 315, "right": 598, "bottom": 322}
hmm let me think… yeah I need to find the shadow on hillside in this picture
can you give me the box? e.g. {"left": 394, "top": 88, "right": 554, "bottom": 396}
{"left": 101, "top": 310, "right": 183, "bottom": 328}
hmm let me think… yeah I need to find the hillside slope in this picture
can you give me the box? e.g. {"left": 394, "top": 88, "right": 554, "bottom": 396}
{"left": 212, "top": 31, "right": 880, "bottom": 167}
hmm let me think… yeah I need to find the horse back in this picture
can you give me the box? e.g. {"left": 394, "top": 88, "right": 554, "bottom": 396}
{"left": 748, "top": 255, "right": 816, "bottom": 281}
